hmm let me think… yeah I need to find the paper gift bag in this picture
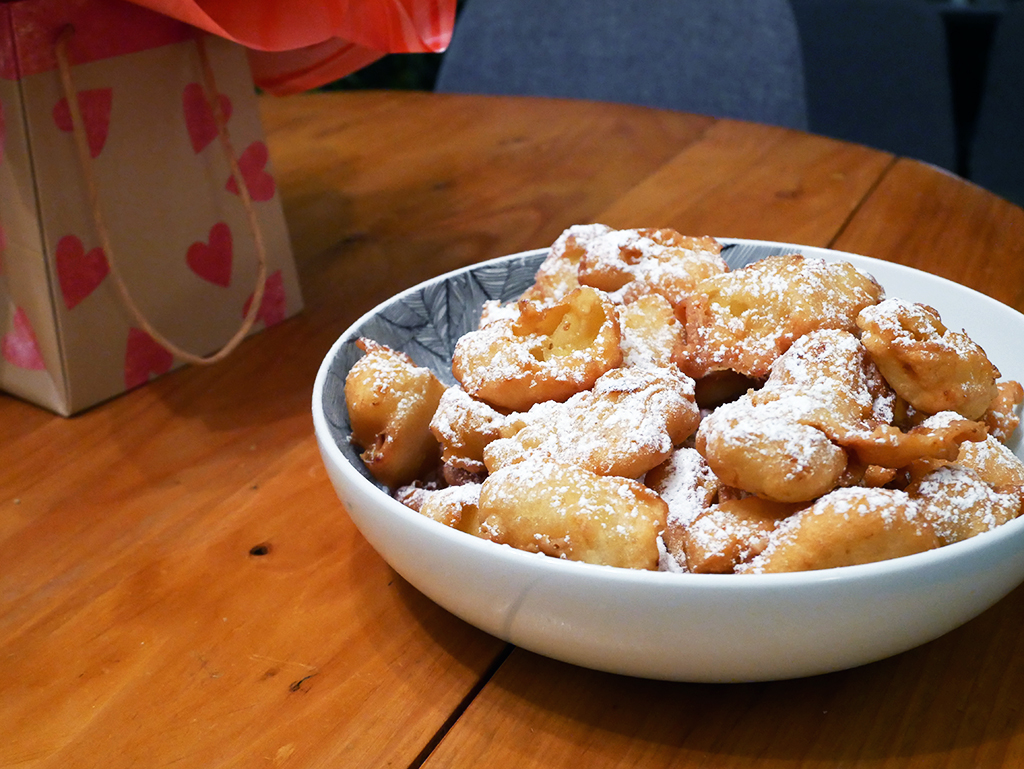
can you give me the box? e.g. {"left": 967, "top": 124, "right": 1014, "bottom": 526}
{"left": 0, "top": 0, "right": 303, "bottom": 416}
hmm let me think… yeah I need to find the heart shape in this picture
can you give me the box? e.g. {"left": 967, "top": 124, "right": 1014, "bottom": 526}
{"left": 182, "top": 83, "right": 233, "bottom": 154}
{"left": 2, "top": 307, "right": 46, "bottom": 370}
{"left": 226, "top": 141, "right": 276, "bottom": 202}
{"left": 56, "top": 235, "right": 109, "bottom": 310}
{"left": 124, "top": 328, "right": 173, "bottom": 390}
{"left": 243, "top": 269, "right": 287, "bottom": 328}
{"left": 53, "top": 88, "right": 113, "bottom": 158}
{"left": 187, "top": 222, "right": 233, "bottom": 287}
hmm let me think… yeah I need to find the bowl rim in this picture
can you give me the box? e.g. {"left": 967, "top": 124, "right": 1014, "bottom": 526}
{"left": 312, "top": 239, "right": 1024, "bottom": 591}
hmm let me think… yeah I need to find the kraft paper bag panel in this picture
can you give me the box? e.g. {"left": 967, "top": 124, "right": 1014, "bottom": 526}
{"left": 0, "top": 1, "right": 302, "bottom": 416}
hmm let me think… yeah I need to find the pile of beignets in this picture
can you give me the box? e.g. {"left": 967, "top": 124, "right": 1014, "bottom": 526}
{"left": 344, "top": 224, "right": 1024, "bottom": 573}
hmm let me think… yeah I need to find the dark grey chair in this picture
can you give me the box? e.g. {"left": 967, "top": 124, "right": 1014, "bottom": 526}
{"left": 434, "top": 0, "right": 808, "bottom": 130}
{"left": 969, "top": 3, "right": 1024, "bottom": 207}
{"left": 790, "top": 0, "right": 958, "bottom": 171}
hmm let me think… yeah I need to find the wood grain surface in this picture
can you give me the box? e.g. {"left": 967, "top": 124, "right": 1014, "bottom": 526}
{"left": 2, "top": 91, "right": 1023, "bottom": 768}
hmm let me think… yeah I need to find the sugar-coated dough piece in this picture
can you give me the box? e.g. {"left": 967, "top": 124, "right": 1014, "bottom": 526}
{"left": 417, "top": 484, "right": 485, "bottom": 536}
{"left": 429, "top": 387, "right": 506, "bottom": 477}
{"left": 842, "top": 410, "right": 987, "bottom": 468}
{"left": 345, "top": 339, "right": 446, "bottom": 489}
{"left": 695, "top": 330, "right": 891, "bottom": 502}
{"left": 477, "top": 299, "right": 519, "bottom": 328}
{"left": 647, "top": 447, "right": 722, "bottom": 529}
{"left": 674, "top": 497, "right": 802, "bottom": 573}
{"left": 908, "top": 464, "right": 1021, "bottom": 545}
{"left": 648, "top": 447, "right": 723, "bottom": 572}
{"left": 484, "top": 365, "right": 700, "bottom": 478}
{"left": 752, "top": 327, "right": 896, "bottom": 439}
{"left": 861, "top": 464, "right": 900, "bottom": 487}
{"left": 697, "top": 396, "right": 849, "bottom": 503}
{"left": 394, "top": 483, "right": 434, "bottom": 511}
{"left": 857, "top": 298, "right": 999, "bottom": 420}
{"left": 575, "top": 227, "right": 726, "bottom": 306}
{"left": 698, "top": 331, "right": 987, "bottom": 502}
{"left": 984, "top": 380, "right": 1023, "bottom": 443}
{"left": 618, "top": 293, "right": 685, "bottom": 368}
{"left": 740, "top": 487, "right": 940, "bottom": 573}
{"left": 477, "top": 458, "right": 667, "bottom": 569}
{"left": 452, "top": 286, "right": 622, "bottom": 411}
{"left": 956, "top": 433, "right": 1024, "bottom": 492}
{"left": 678, "top": 254, "right": 884, "bottom": 379}
{"left": 521, "top": 223, "right": 612, "bottom": 303}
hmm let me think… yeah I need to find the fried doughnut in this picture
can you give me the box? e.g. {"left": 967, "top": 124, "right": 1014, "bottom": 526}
{"left": 857, "top": 298, "right": 999, "bottom": 420}
{"left": 429, "top": 387, "right": 506, "bottom": 480}
{"left": 678, "top": 254, "right": 884, "bottom": 379}
{"left": 477, "top": 458, "right": 667, "bottom": 569}
{"left": 619, "top": 293, "right": 686, "bottom": 368}
{"left": 672, "top": 497, "right": 802, "bottom": 574}
{"left": 740, "top": 487, "right": 939, "bottom": 573}
{"left": 983, "top": 380, "right": 1023, "bottom": 443}
{"left": 695, "top": 330, "right": 892, "bottom": 502}
{"left": 698, "top": 330, "right": 988, "bottom": 502}
{"left": 861, "top": 465, "right": 900, "bottom": 488}
{"left": 520, "top": 223, "right": 612, "bottom": 303}
{"left": 648, "top": 447, "right": 724, "bottom": 569}
{"left": 346, "top": 339, "right": 446, "bottom": 488}
{"left": 452, "top": 286, "right": 622, "bottom": 411}
{"left": 417, "top": 483, "right": 486, "bottom": 536}
{"left": 647, "top": 447, "right": 722, "bottom": 528}
{"left": 484, "top": 365, "right": 700, "bottom": 478}
{"left": 907, "top": 464, "right": 1021, "bottom": 545}
{"left": 956, "top": 433, "right": 1024, "bottom": 492}
{"left": 841, "top": 410, "right": 987, "bottom": 469}
{"left": 574, "top": 227, "right": 726, "bottom": 306}
{"left": 394, "top": 482, "right": 437, "bottom": 511}
{"left": 477, "top": 299, "right": 518, "bottom": 328}
{"left": 697, "top": 396, "right": 849, "bottom": 503}
{"left": 753, "top": 327, "right": 896, "bottom": 434}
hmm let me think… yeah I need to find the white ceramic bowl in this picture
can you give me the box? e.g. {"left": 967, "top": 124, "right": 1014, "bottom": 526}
{"left": 312, "top": 239, "right": 1024, "bottom": 682}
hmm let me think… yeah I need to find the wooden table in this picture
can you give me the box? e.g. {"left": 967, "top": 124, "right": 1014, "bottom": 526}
{"left": 4, "top": 90, "right": 1024, "bottom": 768}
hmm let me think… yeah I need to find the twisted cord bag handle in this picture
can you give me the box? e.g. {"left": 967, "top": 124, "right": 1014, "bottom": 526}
{"left": 55, "top": 28, "right": 268, "bottom": 365}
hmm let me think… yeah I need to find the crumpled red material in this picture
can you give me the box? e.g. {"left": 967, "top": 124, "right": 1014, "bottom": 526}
{"left": 128, "top": 0, "right": 457, "bottom": 94}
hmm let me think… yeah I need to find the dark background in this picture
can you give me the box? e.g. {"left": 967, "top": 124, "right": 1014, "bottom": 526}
{"left": 322, "top": 0, "right": 1020, "bottom": 199}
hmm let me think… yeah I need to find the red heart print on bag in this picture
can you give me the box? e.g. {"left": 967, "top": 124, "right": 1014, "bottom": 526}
{"left": 186, "top": 222, "right": 233, "bottom": 287}
{"left": 53, "top": 88, "right": 113, "bottom": 158}
{"left": 124, "top": 327, "right": 173, "bottom": 389}
{"left": 183, "top": 82, "right": 233, "bottom": 154}
{"left": 56, "top": 235, "right": 109, "bottom": 310}
{"left": 0, "top": 96, "right": 6, "bottom": 272}
{"left": 226, "top": 141, "right": 275, "bottom": 201}
{"left": 2, "top": 307, "right": 46, "bottom": 370}
{"left": 243, "top": 269, "right": 287, "bottom": 327}
{"left": 0, "top": 96, "right": 5, "bottom": 272}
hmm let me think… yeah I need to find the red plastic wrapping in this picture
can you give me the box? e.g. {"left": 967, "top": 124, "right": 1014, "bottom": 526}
{"left": 130, "top": 0, "right": 456, "bottom": 93}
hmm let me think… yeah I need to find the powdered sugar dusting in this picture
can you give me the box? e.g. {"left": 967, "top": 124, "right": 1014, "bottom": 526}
{"left": 493, "top": 365, "right": 698, "bottom": 475}
{"left": 913, "top": 464, "right": 1019, "bottom": 543}
{"left": 654, "top": 448, "right": 719, "bottom": 528}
